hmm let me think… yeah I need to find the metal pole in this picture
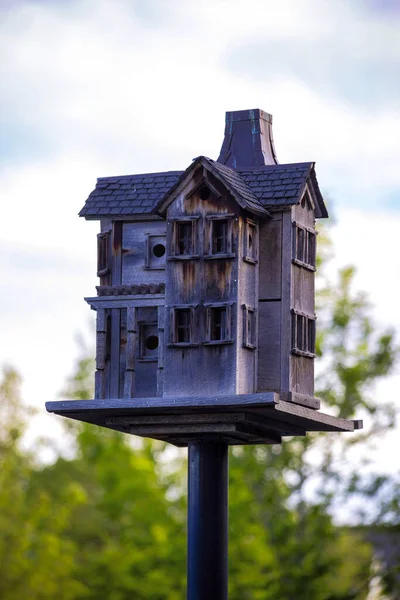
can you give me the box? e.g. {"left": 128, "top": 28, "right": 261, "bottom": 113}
{"left": 187, "top": 441, "right": 228, "bottom": 600}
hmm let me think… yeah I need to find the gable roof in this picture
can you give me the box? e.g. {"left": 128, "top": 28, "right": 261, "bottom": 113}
{"left": 239, "top": 162, "right": 327, "bottom": 218}
{"left": 155, "top": 156, "right": 270, "bottom": 217}
{"left": 79, "top": 160, "right": 328, "bottom": 219}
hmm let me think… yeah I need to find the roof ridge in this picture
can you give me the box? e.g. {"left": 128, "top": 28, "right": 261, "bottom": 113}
{"left": 238, "top": 161, "right": 314, "bottom": 173}
{"left": 97, "top": 170, "right": 184, "bottom": 182}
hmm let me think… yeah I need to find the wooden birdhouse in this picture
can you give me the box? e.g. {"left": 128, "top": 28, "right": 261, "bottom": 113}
{"left": 47, "top": 109, "right": 361, "bottom": 445}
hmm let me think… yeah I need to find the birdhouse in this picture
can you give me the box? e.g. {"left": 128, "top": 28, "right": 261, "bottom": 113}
{"left": 47, "top": 109, "right": 361, "bottom": 444}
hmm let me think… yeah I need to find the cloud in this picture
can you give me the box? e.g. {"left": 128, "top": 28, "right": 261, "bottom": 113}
{"left": 1, "top": 0, "right": 399, "bottom": 212}
{"left": 225, "top": 0, "right": 400, "bottom": 109}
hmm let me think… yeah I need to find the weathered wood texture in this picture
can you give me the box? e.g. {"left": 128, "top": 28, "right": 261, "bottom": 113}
{"left": 257, "top": 301, "right": 281, "bottom": 391}
{"left": 163, "top": 171, "right": 242, "bottom": 398}
{"left": 258, "top": 215, "right": 282, "bottom": 300}
{"left": 290, "top": 202, "right": 316, "bottom": 398}
{"left": 279, "top": 210, "right": 293, "bottom": 395}
{"left": 236, "top": 216, "right": 258, "bottom": 394}
{"left": 122, "top": 222, "right": 167, "bottom": 285}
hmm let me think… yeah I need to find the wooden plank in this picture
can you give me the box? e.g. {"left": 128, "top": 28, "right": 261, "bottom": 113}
{"left": 259, "top": 219, "right": 282, "bottom": 300}
{"left": 281, "top": 391, "right": 320, "bottom": 410}
{"left": 112, "top": 221, "right": 122, "bottom": 286}
{"left": 235, "top": 421, "right": 281, "bottom": 444}
{"left": 125, "top": 308, "right": 136, "bottom": 371}
{"left": 273, "top": 401, "right": 355, "bottom": 432}
{"left": 292, "top": 265, "right": 314, "bottom": 315}
{"left": 95, "top": 331, "right": 106, "bottom": 370}
{"left": 236, "top": 215, "right": 257, "bottom": 394}
{"left": 280, "top": 210, "right": 292, "bottom": 394}
{"left": 258, "top": 301, "right": 280, "bottom": 391}
{"left": 46, "top": 392, "right": 279, "bottom": 414}
{"left": 157, "top": 305, "right": 164, "bottom": 396}
{"left": 85, "top": 296, "right": 165, "bottom": 310}
{"left": 96, "top": 308, "right": 106, "bottom": 332}
{"left": 128, "top": 423, "right": 241, "bottom": 436}
{"left": 106, "top": 412, "right": 248, "bottom": 426}
{"left": 123, "top": 370, "right": 134, "bottom": 399}
{"left": 290, "top": 355, "right": 314, "bottom": 398}
{"left": 244, "top": 413, "right": 306, "bottom": 436}
{"left": 109, "top": 309, "right": 121, "bottom": 398}
{"left": 94, "top": 371, "right": 106, "bottom": 400}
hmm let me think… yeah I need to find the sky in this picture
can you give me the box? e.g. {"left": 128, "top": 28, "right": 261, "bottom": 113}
{"left": 0, "top": 0, "right": 399, "bottom": 477}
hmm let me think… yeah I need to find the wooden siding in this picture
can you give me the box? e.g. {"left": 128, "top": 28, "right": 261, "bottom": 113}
{"left": 258, "top": 215, "right": 282, "bottom": 300}
{"left": 122, "top": 221, "right": 167, "bottom": 285}
{"left": 257, "top": 301, "right": 281, "bottom": 391}
{"left": 163, "top": 172, "right": 241, "bottom": 398}
{"left": 280, "top": 210, "right": 293, "bottom": 395}
{"left": 236, "top": 215, "right": 258, "bottom": 394}
{"left": 290, "top": 202, "right": 316, "bottom": 399}
{"left": 294, "top": 190, "right": 315, "bottom": 228}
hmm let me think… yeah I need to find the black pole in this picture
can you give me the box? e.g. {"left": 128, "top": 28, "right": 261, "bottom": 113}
{"left": 187, "top": 441, "right": 228, "bottom": 600}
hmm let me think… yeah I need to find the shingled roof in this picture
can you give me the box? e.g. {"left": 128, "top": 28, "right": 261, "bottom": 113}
{"left": 79, "top": 160, "right": 327, "bottom": 219}
{"left": 79, "top": 171, "right": 183, "bottom": 218}
{"left": 239, "top": 162, "right": 327, "bottom": 218}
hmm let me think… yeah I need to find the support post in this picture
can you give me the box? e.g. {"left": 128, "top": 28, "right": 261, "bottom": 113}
{"left": 187, "top": 442, "right": 228, "bottom": 600}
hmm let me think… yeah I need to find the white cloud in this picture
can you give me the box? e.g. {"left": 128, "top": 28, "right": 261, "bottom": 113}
{"left": 1, "top": 0, "right": 400, "bottom": 194}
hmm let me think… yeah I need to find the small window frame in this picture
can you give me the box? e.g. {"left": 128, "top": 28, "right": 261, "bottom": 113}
{"left": 243, "top": 304, "right": 256, "bottom": 350}
{"left": 205, "top": 214, "right": 235, "bottom": 259}
{"left": 292, "top": 223, "right": 317, "bottom": 271}
{"left": 204, "top": 303, "right": 233, "bottom": 346}
{"left": 243, "top": 218, "right": 258, "bottom": 264}
{"left": 145, "top": 234, "right": 167, "bottom": 270}
{"left": 97, "top": 231, "right": 110, "bottom": 277}
{"left": 169, "top": 217, "right": 199, "bottom": 260}
{"left": 169, "top": 305, "right": 199, "bottom": 347}
{"left": 291, "top": 309, "right": 316, "bottom": 358}
{"left": 138, "top": 321, "right": 159, "bottom": 362}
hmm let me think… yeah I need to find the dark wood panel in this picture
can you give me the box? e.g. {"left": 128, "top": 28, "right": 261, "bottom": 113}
{"left": 259, "top": 219, "right": 282, "bottom": 300}
{"left": 258, "top": 301, "right": 280, "bottom": 391}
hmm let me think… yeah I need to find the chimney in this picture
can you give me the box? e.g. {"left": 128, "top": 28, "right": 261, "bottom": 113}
{"left": 217, "top": 108, "right": 278, "bottom": 170}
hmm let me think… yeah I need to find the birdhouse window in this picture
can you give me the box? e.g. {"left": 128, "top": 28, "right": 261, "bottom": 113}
{"left": 244, "top": 219, "right": 258, "bottom": 263}
{"left": 213, "top": 219, "right": 228, "bottom": 254}
{"left": 97, "top": 231, "right": 110, "bottom": 277}
{"left": 139, "top": 322, "right": 159, "bottom": 361}
{"left": 170, "top": 218, "right": 198, "bottom": 258}
{"left": 243, "top": 304, "right": 256, "bottom": 349}
{"left": 170, "top": 306, "right": 197, "bottom": 346}
{"left": 205, "top": 215, "right": 234, "bottom": 258}
{"left": 292, "top": 310, "right": 316, "bottom": 357}
{"left": 292, "top": 224, "right": 316, "bottom": 270}
{"left": 204, "top": 304, "right": 232, "bottom": 344}
{"left": 146, "top": 235, "right": 166, "bottom": 269}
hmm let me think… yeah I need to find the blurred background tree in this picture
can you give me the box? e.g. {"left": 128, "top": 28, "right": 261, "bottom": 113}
{"left": 0, "top": 230, "right": 398, "bottom": 599}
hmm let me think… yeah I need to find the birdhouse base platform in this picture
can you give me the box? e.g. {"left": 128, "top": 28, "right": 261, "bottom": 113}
{"left": 46, "top": 393, "right": 362, "bottom": 447}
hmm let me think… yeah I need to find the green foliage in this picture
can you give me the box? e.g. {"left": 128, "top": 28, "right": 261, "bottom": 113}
{"left": 0, "top": 367, "right": 87, "bottom": 600}
{"left": 0, "top": 230, "right": 398, "bottom": 598}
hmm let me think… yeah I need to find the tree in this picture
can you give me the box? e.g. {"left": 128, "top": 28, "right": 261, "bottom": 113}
{"left": 0, "top": 366, "right": 88, "bottom": 600}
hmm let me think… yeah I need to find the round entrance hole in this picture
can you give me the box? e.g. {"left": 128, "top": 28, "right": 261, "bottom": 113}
{"left": 145, "top": 335, "right": 159, "bottom": 351}
{"left": 152, "top": 244, "right": 166, "bottom": 258}
{"left": 199, "top": 186, "right": 211, "bottom": 201}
